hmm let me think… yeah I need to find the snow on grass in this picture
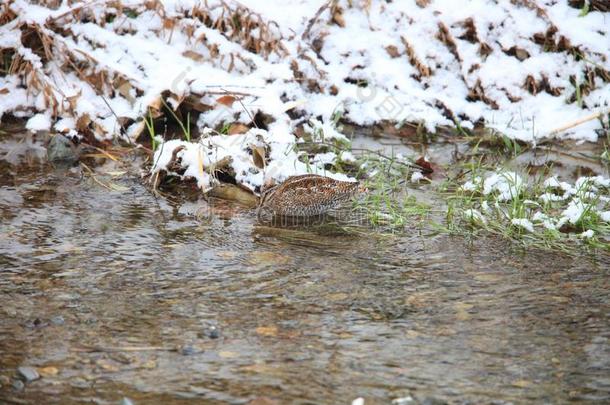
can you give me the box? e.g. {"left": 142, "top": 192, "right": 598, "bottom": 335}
{"left": 511, "top": 218, "right": 535, "bottom": 233}
{"left": 463, "top": 208, "right": 486, "bottom": 225}
{"left": 461, "top": 171, "right": 523, "bottom": 201}
{"left": 1, "top": 0, "right": 608, "bottom": 144}
{"left": 454, "top": 171, "right": 610, "bottom": 247}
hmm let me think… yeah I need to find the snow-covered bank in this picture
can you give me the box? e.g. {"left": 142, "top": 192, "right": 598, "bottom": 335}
{"left": 150, "top": 126, "right": 353, "bottom": 192}
{"left": 1, "top": 0, "right": 608, "bottom": 145}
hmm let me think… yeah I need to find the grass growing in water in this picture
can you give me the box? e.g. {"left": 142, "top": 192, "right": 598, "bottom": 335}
{"left": 161, "top": 98, "right": 191, "bottom": 142}
{"left": 144, "top": 108, "right": 160, "bottom": 152}
{"left": 442, "top": 162, "right": 610, "bottom": 252}
{"left": 350, "top": 152, "right": 431, "bottom": 231}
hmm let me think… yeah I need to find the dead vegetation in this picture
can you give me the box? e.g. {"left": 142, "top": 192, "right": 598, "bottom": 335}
{"left": 0, "top": 0, "right": 608, "bottom": 146}
{"left": 0, "top": 0, "right": 289, "bottom": 145}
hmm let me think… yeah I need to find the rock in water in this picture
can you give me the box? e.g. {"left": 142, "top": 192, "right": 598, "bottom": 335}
{"left": 47, "top": 134, "right": 77, "bottom": 163}
{"left": 12, "top": 379, "right": 24, "bottom": 391}
{"left": 17, "top": 366, "right": 40, "bottom": 382}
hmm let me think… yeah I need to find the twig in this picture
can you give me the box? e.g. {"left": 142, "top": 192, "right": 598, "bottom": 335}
{"left": 47, "top": 0, "right": 106, "bottom": 23}
{"left": 82, "top": 144, "right": 120, "bottom": 161}
{"left": 80, "top": 162, "right": 114, "bottom": 190}
{"left": 222, "top": 87, "right": 258, "bottom": 129}
{"left": 546, "top": 108, "right": 609, "bottom": 138}
{"left": 302, "top": 1, "right": 331, "bottom": 40}
{"left": 101, "top": 95, "right": 131, "bottom": 142}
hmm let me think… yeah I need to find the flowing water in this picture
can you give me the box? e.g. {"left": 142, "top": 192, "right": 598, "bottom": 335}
{"left": 1, "top": 130, "right": 609, "bottom": 404}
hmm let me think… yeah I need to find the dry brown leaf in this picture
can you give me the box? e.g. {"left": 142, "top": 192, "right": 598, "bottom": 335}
{"left": 251, "top": 144, "right": 266, "bottom": 169}
{"left": 218, "top": 351, "right": 239, "bottom": 358}
{"left": 332, "top": 8, "right": 346, "bottom": 27}
{"left": 255, "top": 326, "right": 278, "bottom": 337}
{"left": 228, "top": 123, "right": 250, "bottom": 135}
{"left": 216, "top": 95, "right": 236, "bottom": 107}
{"left": 37, "top": 366, "right": 59, "bottom": 377}
{"left": 182, "top": 50, "right": 204, "bottom": 62}
{"left": 385, "top": 45, "right": 400, "bottom": 58}
{"left": 207, "top": 183, "right": 258, "bottom": 207}
{"left": 76, "top": 114, "right": 91, "bottom": 132}
{"left": 184, "top": 95, "right": 212, "bottom": 112}
{"left": 0, "top": 88, "right": 9, "bottom": 94}
{"left": 148, "top": 96, "right": 164, "bottom": 117}
{"left": 415, "top": 156, "right": 435, "bottom": 175}
{"left": 65, "top": 90, "right": 82, "bottom": 111}
{"left": 163, "top": 18, "right": 175, "bottom": 30}
{"left": 115, "top": 79, "right": 135, "bottom": 103}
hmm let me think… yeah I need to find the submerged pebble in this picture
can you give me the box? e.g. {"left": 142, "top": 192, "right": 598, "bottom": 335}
{"left": 419, "top": 397, "right": 447, "bottom": 405}
{"left": 18, "top": 366, "right": 40, "bottom": 382}
{"left": 179, "top": 345, "right": 199, "bottom": 356}
{"left": 12, "top": 379, "right": 25, "bottom": 391}
{"left": 209, "top": 328, "right": 220, "bottom": 339}
{"left": 25, "top": 317, "right": 47, "bottom": 328}
{"left": 51, "top": 315, "right": 65, "bottom": 325}
{"left": 203, "top": 325, "right": 220, "bottom": 339}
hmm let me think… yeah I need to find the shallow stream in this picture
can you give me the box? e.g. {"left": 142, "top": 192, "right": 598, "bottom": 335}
{"left": 1, "top": 130, "right": 609, "bottom": 404}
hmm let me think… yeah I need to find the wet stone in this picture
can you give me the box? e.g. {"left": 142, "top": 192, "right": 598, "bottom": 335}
{"left": 179, "top": 345, "right": 200, "bottom": 356}
{"left": 201, "top": 325, "right": 220, "bottom": 339}
{"left": 12, "top": 379, "right": 24, "bottom": 391}
{"left": 419, "top": 397, "right": 448, "bottom": 405}
{"left": 391, "top": 396, "right": 415, "bottom": 405}
{"left": 47, "top": 134, "right": 77, "bottom": 163}
{"left": 209, "top": 327, "right": 220, "bottom": 339}
{"left": 70, "top": 377, "right": 89, "bottom": 388}
{"left": 25, "top": 317, "right": 48, "bottom": 328}
{"left": 18, "top": 366, "right": 40, "bottom": 382}
{"left": 51, "top": 315, "right": 65, "bottom": 325}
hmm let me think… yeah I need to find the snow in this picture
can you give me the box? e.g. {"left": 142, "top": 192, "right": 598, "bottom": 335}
{"left": 561, "top": 199, "right": 588, "bottom": 225}
{"left": 411, "top": 171, "right": 425, "bottom": 183}
{"left": 25, "top": 114, "right": 51, "bottom": 132}
{"left": 480, "top": 172, "right": 523, "bottom": 201}
{"left": 459, "top": 171, "right": 610, "bottom": 239}
{"left": 1, "top": 0, "right": 608, "bottom": 144}
{"left": 532, "top": 211, "right": 556, "bottom": 230}
{"left": 152, "top": 127, "right": 354, "bottom": 192}
{"left": 461, "top": 171, "right": 524, "bottom": 201}
{"left": 463, "top": 209, "right": 486, "bottom": 224}
{"left": 511, "top": 218, "right": 534, "bottom": 233}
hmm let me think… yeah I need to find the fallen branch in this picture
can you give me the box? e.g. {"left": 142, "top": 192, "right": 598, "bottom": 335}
{"left": 547, "top": 108, "right": 610, "bottom": 138}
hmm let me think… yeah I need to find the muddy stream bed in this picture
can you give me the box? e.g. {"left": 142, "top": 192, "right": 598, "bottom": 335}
{"left": 0, "top": 129, "right": 609, "bottom": 404}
